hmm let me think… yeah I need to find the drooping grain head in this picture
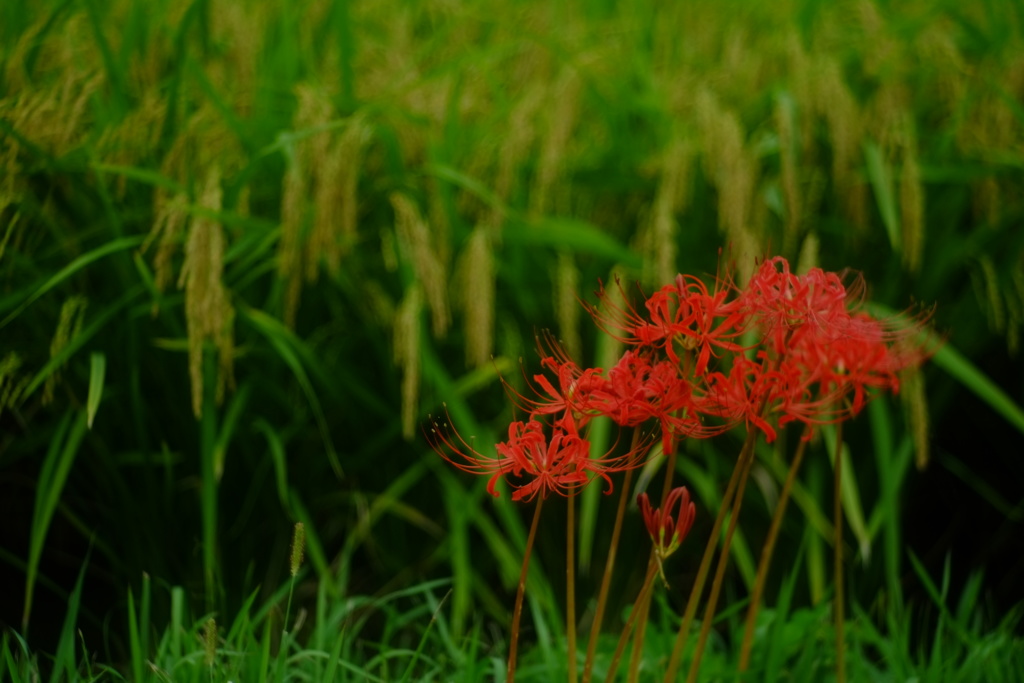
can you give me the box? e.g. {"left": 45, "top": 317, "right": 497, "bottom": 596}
{"left": 391, "top": 193, "right": 450, "bottom": 337}
{"left": 43, "top": 297, "right": 88, "bottom": 406}
{"left": 456, "top": 226, "right": 495, "bottom": 368}
{"left": 530, "top": 69, "right": 581, "bottom": 218}
{"left": 641, "top": 134, "right": 692, "bottom": 288}
{"left": 179, "top": 168, "right": 235, "bottom": 418}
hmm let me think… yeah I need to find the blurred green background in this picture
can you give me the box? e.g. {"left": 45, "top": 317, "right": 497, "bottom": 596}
{"left": 1, "top": 0, "right": 1023, "bottom": 673}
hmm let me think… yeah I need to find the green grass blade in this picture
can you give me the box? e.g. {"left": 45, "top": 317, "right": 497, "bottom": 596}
{"left": 863, "top": 141, "right": 901, "bottom": 254}
{"left": 505, "top": 216, "right": 644, "bottom": 268}
{"left": 82, "top": 0, "right": 129, "bottom": 114}
{"left": 869, "top": 398, "right": 905, "bottom": 610}
{"left": 763, "top": 540, "right": 806, "bottom": 680}
{"left": 212, "top": 380, "right": 252, "bottom": 481}
{"left": 332, "top": 0, "right": 356, "bottom": 109}
{"left": 322, "top": 627, "right": 347, "bottom": 683}
{"left": 0, "top": 236, "right": 145, "bottom": 330}
{"left": 938, "top": 450, "right": 1024, "bottom": 521}
{"left": 255, "top": 419, "right": 290, "bottom": 511}
{"left": 906, "top": 550, "right": 972, "bottom": 647}
{"left": 126, "top": 587, "right": 144, "bottom": 683}
{"left": 86, "top": 352, "right": 106, "bottom": 429}
{"left": 823, "top": 426, "right": 871, "bottom": 561}
{"left": 23, "top": 410, "right": 88, "bottom": 633}
{"left": 867, "top": 305, "right": 1024, "bottom": 436}
{"left": 398, "top": 590, "right": 451, "bottom": 683}
{"left": 48, "top": 551, "right": 88, "bottom": 683}
{"left": 439, "top": 471, "right": 471, "bottom": 638}
{"left": 239, "top": 306, "right": 342, "bottom": 478}
{"left": 931, "top": 341, "right": 1024, "bottom": 436}
{"left": 90, "top": 162, "right": 186, "bottom": 194}
{"left": 257, "top": 614, "right": 272, "bottom": 683}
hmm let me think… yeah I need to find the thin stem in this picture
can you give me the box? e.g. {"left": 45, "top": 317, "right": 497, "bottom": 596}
{"left": 604, "top": 562, "right": 658, "bottom": 683}
{"left": 662, "top": 430, "right": 757, "bottom": 683}
{"left": 567, "top": 494, "right": 578, "bottom": 683}
{"left": 659, "top": 447, "right": 679, "bottom": 507}
{"left": 738, "top": 424, "right": 813, "bottom": 670}
{"left": 582, "top": 466, "right": 636, "bottom": 683}
{"left": 509, "top": 496, "right": 545, "bottom": 683}
{"left": 685, "top": 438, "right": 758, "bottom": 683}
{"left": 628, "top": 441, "right": 678, "bottom": 678}
{"left": 626, "top": 555, "right": 656, "bottom": 683}
{"left": 833, "top": 421, "right": 846, "bottom": 683}
{"left": 284, "top": 580, "right": 295, "bottom": 636}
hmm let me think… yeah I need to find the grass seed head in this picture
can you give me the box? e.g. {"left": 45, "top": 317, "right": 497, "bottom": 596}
{"left": 203, "top": 618, "right": 217, "bottom": 667}
{"left": 290, "top": 522, "right": 306, "bottom": 577}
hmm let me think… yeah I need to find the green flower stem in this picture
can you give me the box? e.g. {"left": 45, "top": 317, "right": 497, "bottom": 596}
{"left": 685, "top": 436, "right": 758, "bottom": 683}
{"left": 661, "top": 429, "right": 756, "bottom": 683}
{"left": 628, "top": 438, "right": 679, "bottom": 678}
{"left": 509, "top": 496, "right": 545, "bottom": 683}
{"left": 582, "top": 465, "right": 636, "bottom": 683}
{"left": 833, "top": 420, "right": 846, "bottom": 683}
{"left": 567, "top": 493, "right": 578, "bottom": 683}
{"left": 738, "top": 424, "right": 812, "bottom": 670}
{"left": 626, "top": 554, "right": 656, "bottom": 683}
{"left": 603, "top": 561, "right": 658, "bottom": 683}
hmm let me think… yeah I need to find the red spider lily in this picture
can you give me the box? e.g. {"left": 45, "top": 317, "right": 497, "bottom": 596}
{"left": 777, "top": 313, "right": 928, "bottom": 425}
{"left": 427, "top": 409, "right": 649, "bottom": 502}
{"left": 740, "top": 257, "right": 859, "bottom": 352}
{"left": 719, "top": 256, "right": 934, "bottom": 434}
{"left": 595, "top": 351, "right": 726, "bottom": 452}
{"left": 703, "top": 354, "right": 784, "bottom": 442}
{"left": 581, "top": 278, "right": 684, "bottom": 359}
{"left": 584, "top": 274, "right": 748, "bottom": 376}
{"left": 672, "top": 273, "right": 747, "bottom": 376}
{"left": 638, "top": 486, "right": 696, "bottom": 586}
{"left": 500, "top": 332, "right": 612, "bottom": 424}
{"left": 502, "top": 355, "right": 610, "bottom": 423}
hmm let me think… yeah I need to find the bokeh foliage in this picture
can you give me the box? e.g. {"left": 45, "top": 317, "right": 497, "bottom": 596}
{"left": 1, "top": 0, "right": 1023, "bottom": 665}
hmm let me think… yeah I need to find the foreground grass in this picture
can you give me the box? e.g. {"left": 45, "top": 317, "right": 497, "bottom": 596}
{"left": 3, "top": 558, "right": 1023, "bottom": 683}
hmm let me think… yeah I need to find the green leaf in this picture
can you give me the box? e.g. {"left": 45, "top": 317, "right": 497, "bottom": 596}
{"left": 240, "top": 306, "right": 343, "bottom": 478}
{"left": 505, "top": 216, "right": 644, "bottom": 268}
{"left": 86, "top": 353, "right": 106, "bottom": 429}
{"left": 24, "top": 410, "right": 88, "bottom": 633}
{"left": 0, "top": 236, "right": 145, "bottom": 330}
{"left": 863, "top": 141, "right": 901, "bottom": 254}
{"left": 824, "top": 426, "right": 872, "bottom": 562}
{"left": 932, "top": 341, "right": 1024, "bottom": 436}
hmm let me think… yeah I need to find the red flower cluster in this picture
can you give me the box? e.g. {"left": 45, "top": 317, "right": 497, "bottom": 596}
{"left": 427, "top": 256, "right": 931, "bottom": 500}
